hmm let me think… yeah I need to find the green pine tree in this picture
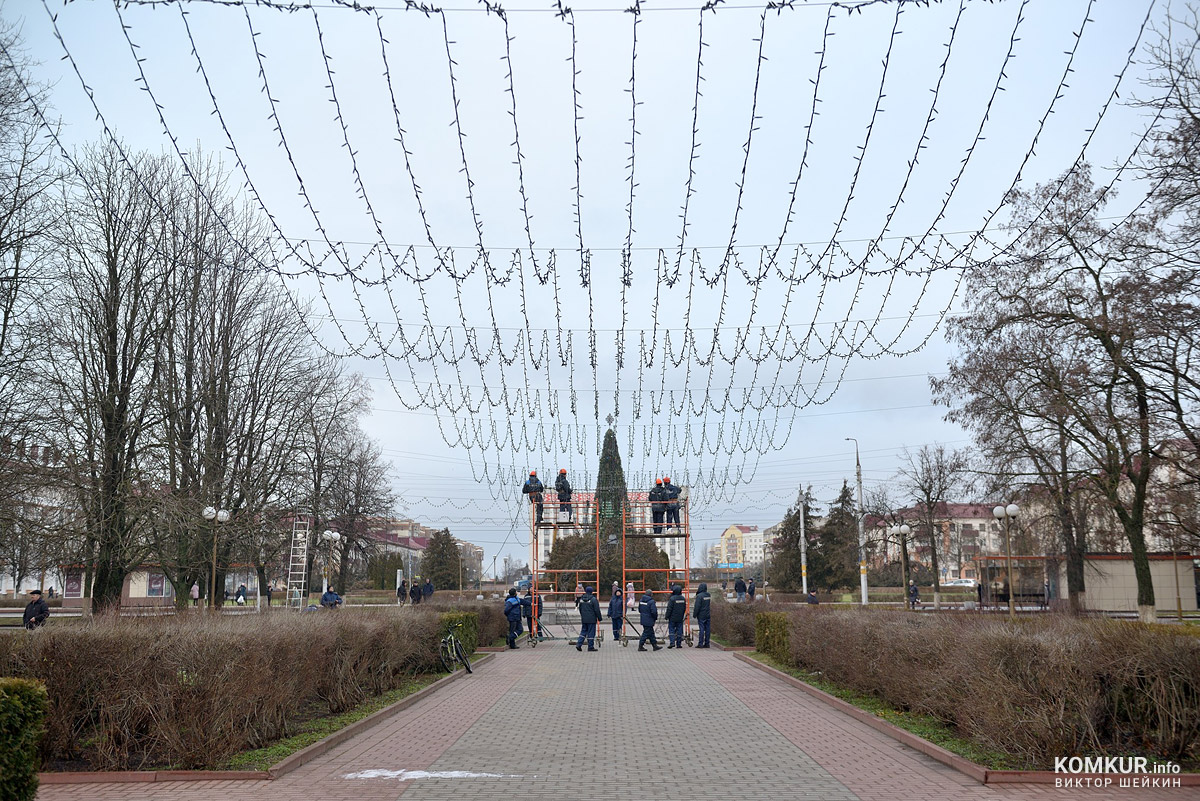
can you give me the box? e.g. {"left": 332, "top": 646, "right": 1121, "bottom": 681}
{"left": 807, "top": 482, "right": 860, "bottom": 591}
{"left": 422, "top": 528, "right": 462, "bottom": 591}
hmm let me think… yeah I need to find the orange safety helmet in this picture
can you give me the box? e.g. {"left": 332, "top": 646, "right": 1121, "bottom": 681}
{"left": 655, "top": 478, "right": 663, "bottom": 485}
{"left": 664, "top": 476, "right": 671, "bottom": 483}
{"left": 559, "top": 468, "right": 567, "bottom": 474}
{"left": 530, "top": 470, "right": 537, "bottom": 476}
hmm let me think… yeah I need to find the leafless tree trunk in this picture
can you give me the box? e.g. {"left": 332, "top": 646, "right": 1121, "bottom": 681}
{"left": 38, "top": 144, "right": 176, "bottom": 613}
{"left": 896, "top": 444, "right": 969, "bottom": 610}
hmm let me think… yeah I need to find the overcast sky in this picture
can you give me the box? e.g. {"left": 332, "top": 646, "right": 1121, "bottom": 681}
{"left": 11, "top": 0, "right": 1168, "bottom": 572}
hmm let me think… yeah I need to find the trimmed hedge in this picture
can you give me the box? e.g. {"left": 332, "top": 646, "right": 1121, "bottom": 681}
{"left": 754, "top": 612, "right": 790, "bottom": 664}
{"left": 781, "top": 609, "right": 1200, "bottom": 767}
{"left": 0, "top": 678, "right": 47, "bottom": 801}
{"left": 711, "top": 599, "right": 788, "bottom": 647}
{"left": 0, "top": 608, "right": 456, "bottom": 770}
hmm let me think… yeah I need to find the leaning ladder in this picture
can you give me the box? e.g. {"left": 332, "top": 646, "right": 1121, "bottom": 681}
{"left": 286, "top": 518, "right": 311, "bottom": 610}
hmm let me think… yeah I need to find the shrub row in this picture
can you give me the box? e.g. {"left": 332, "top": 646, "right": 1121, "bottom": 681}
{"left": 772, "top": 609, "right": 1200, "bottom": 767}
{"left": 0, "top": 678, "right": 47, "bottom": 801}
{"left": 710, "top": 599, "right": 786, "bottom": 647}
{"left": 0, "top": 606, "right": 480, "bottom": 771}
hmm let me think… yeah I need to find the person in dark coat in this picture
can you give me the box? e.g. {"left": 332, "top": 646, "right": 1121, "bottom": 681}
{"left": 23, "top": 590, "right": 49, "bottom": 630}
{"left": 522, "top": 470, "right": 545, "bottom": 524}
{"left": 524, "top": 589, "right": 543, "bottom": 640}
{"left": 398, "top": 580, "right": 407, "bottom": 605}
{"left": 320, "top": 587, "right": 342, "bottom": 609}
{"left": 807, "top": 590, "right": 819, "bottom": 604}
{"left": 692, "top": 582, "right": 711, "bottom": 648}
{"left": 663, "top": 477, "right": 681, "bottom": 531}
{"left": 648, "top": 479, "right": 666, "bottom": 535}
{"left": 637, "top": 590, "right": 662, "bottom": 651}
{"left": 423, "top": 578, "right": 434, "bottom": 599}
{"left": 734, "top": 577, "right": 747, "bottom": 602}
{"left": 575, "top": 586, "right": 602, "bottom": 652}
{"left": 665, "top": 584, "right": 686, "bottom": 648}
{"left": 555, "top": 469, "right": 573, "bottom": 522}
{"left": 608, "top": 588, "right": 624, "bottom": 640}
{"left": 907, "top": 580, "right": 920, "bottom": 610}
{"left": 504, "top": 588, "right": 524, "bottom": 649}
{"left": 409, "top": 580, "right": 422, "bottom": 605}
{"left": 747, "top": 578, "right": 756, "bottom": 602}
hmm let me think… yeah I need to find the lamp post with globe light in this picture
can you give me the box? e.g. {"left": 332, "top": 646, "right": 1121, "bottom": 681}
{"left": 203, "top": 506, "right": 230, "bottom": 610}
{"left": 992, "top": 503, "right": 1020, "bottom": 619}
{"left": 888, "top": 523, "right": 912, "bottom": 604}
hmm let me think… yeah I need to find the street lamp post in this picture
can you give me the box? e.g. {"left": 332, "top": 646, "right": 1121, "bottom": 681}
{"left": 203, "top": 506, "right": 230, "bottom": 611}
{"left": 797, "top": 487, "right": 808, "bottom": 597}
{"left": 992, "top": 504, "right": 1020, "bottom": 619}
{"left": 320, "top": 530, "right": 341, "bottom": 594}
{"left": 888, "top": 523, "right": 913, "bottom": 604}
{"left": 845, "top": 438, "right": 868, "bottom": 605}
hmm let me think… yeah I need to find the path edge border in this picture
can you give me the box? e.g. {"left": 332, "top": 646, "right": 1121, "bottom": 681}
{"left": 35, "top": 654, "right": 494, "bottom": 785}
{"left": 732, "top": 652, "right": 1200, "bottom": 787}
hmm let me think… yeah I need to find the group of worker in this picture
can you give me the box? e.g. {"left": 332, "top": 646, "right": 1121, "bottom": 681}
{"left": 505, "top": 583, "right": 712, "bottom": 652}
{"left": 521, "top": 469, "right": 572, "bottom": 524}
{"left": 520, "top": 469, "right": 683, "bottom": 534}
{"left": 647, "top": 477, "right": 682, "bottom": 534}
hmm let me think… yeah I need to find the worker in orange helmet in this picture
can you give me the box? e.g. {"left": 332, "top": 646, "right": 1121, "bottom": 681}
{"left": 555, "top": 468, "right": 573, "bottom": 523}
{"left": 663, "top": 476, "right": 681, "bottom": 532}
{"left": 523, "top": 470, "right": 544, "bottom": 524}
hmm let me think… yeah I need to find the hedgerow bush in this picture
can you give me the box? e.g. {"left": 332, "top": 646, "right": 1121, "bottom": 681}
{"left": 711, "top": 599, "right": 787, "bottom": 646}
{"left": 0, "top": 678, "right": 47, "bottom": 801}
{"left": 783, "top": 609, "right": 1200, "bottom": 767}
{"left": 0, "top": 607, "right": 455, "bottom": 770}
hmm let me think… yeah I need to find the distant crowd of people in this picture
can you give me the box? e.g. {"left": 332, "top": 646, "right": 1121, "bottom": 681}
{"left": 396, "top": 578, "right": 435, "bottom": 605}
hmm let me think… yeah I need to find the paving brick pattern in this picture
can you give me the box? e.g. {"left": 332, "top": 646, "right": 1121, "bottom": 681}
{"left": 36, "top": 643, "right": 1198, "bottom": 801}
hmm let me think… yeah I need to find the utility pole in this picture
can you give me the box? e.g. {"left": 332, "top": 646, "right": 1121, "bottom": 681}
{"left": 846, "top": 438, "right": 868, "bottom": 605}
{"left": 797, "top": 485, "right": 808, "bottom": 597}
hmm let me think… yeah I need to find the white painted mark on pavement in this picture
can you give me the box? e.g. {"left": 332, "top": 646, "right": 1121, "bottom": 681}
{"left": 343, "top": 769, "right": 524, "bottom": 780}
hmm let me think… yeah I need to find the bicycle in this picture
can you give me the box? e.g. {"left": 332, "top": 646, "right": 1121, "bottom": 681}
{"left": 439, "top": 621, "right": 473, "bottom": 674}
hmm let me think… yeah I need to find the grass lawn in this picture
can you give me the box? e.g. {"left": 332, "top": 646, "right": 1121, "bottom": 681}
{"left": 225, "top": 674, "right": 442, "bottom": 771}
{"left": 747, "top": 652, "right": 1021, "bottom": 771}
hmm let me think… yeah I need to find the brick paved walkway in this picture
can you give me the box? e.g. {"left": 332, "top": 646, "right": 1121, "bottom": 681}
{"left": 36, "top": 642, "right": 1197, "bottom": 801}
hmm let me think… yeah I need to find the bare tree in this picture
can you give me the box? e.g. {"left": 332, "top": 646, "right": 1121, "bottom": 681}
{"left": 37, "top": 144, "right": 177, "bottom": 612}
{"left": 325, "top": 429, "right": 396, "bottom": 593}
{"left": 895, "top": 444, "right": 970, "bottom": 609}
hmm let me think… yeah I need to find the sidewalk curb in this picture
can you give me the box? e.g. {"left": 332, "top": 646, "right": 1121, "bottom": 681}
{"left": 732, "top": 654, "right": 1200, "bottom": 786}
{"left": 35, "top": 654, "right": 493, "bottom": 785}
{"left": 269, "top": 653, "right": 493, "bottom": 778}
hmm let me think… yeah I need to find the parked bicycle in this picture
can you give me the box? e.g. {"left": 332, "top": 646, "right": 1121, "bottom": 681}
{"left": 439, "top": 621, "right": 473, "bottom": 674}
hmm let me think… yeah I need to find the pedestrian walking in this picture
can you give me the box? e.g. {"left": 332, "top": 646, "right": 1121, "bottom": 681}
{"left": 663, "top": 477, "right": 681, "bottom": 531}
{"left": 555, "top": 469, "right": 573, "bottom": 522}
{"left": 608, "top": 588, "right": 624, "bottom": 640}
{"left": 522, "top": 470, "right": 545, "bottom": 524}
{"left": 693, "top": 582, "right": 711, "bottom": 647}
{"left": 265, "top": 584, "right": 273, "bottom": 608}
{"left": 637, "top": 590, "right": 662, "bottom": 651}
{"left": 806, "top": 590, "right": 819, "bottom": 605}
{"left": 648, "top": 479, "right": 666, "bottom": 534}
{"left": 907, "top": 580, "right": 920, "bottom": 610}
{"left": 398, "top": 579, "right": 408, "bottom": 605}
{"left": 575, "top": 586, "right": 602, "bottom": 652}
{"left": 423, "top": 578, "right": 434, "bottom": 600}
{"left": 734, "top": 576, "right": 747, "bottom": 603}
{"left": 23, "top": 590, "right": 49, "bottom": 630}
{"left": 626, "top": 581, "right": 636, "bottom": 612}
{"left": 410, "top": 580, "right": 422, "bottom": 605}
{"left": 747, "top": 578, "right": 756, "bottom": 602}
{"left": 665, "top": 584, "right": 686, "bottom": 648}
{"left": 235, "top": 584, "right": 248, "bottom": 605}
{"left": 574, "top": 583, "right": 584, "bottom": 608}
{"left": 189, "top": 581, "right": 200, "bottom": 607}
